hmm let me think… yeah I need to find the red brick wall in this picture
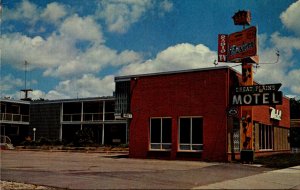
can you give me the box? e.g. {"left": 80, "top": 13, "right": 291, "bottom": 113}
{"left": 129, "top": 68, "right": 230, "bottom": 161}
{"left": 252, "top": 97, "right": 290, "bottom": 128}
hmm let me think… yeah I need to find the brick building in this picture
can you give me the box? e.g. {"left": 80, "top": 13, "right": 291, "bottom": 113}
{"left": 115, "top": 66, "right": 290, "bottom": 162}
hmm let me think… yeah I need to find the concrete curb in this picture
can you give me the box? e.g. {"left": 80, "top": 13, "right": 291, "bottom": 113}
{"left": 9, "top": 147, "right": 129, "bottom": 154}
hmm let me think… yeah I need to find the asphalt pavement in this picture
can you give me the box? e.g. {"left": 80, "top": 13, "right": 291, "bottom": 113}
{"left": 1, "top": 150, "right": 299, "bottom": 189}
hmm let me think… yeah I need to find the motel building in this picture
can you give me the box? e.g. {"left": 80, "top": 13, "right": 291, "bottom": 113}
{"left": 1, "top": 97, "right": 128, "bottom": 146}
{"left": 0, "top": 99, "right": 30, "bottom": 145}
{"left": 115, "top": 66, "right": 290, "bottom": 162}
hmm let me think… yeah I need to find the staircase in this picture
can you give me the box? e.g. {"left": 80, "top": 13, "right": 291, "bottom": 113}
{"left": 0, "top": 135, "right": 15, "bottom": 150}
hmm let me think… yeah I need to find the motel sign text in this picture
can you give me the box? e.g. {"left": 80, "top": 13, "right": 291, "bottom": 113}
{"left": 232, "top": 91, "right": 282, "bottom": 106}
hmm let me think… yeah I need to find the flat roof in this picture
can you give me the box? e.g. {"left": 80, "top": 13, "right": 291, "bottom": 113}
{"left": 0, "top": 99, "right": 31, "bottom": 105}
{"left": 115, "top": 66, "right": 238, "bottom": 81}
{"left": 30, "top": 96, "right": 115, "bottom": 104}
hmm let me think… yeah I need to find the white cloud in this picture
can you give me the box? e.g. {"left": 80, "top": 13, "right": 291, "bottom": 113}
{"left": 60, "top": 14, "right": 104, "bottom": 43}
{"left": 287, "top": 69, "right": 300, "bottom": 94}
{"left": 41, "top": 2, "right": 67, "bottom": 24}
{"left": 44, "top": 74, "right": 115, "bottom": 99}
{"left": 0, "top": 33, "right": 76, "bottom": 69}
{"left": 4, "top": 1, "right": 68, "bottom": 26}
{"left": 31, "top": 90, "right": 46, "bottom": 100}
{"left": 271, "top": 32, "right": 300, "bottom": 51}
{"left": 254, "top": 0, "right": 300, "bottom": 99}
{"left": 0, "top": 74, "right": 23, "bottom": 92}
{"left": 1, "top": 13, "right": 141, "bottom": 79}
{"left": 280, "top": 0, "right": 300, "bottom": 36}
{"left": 96, "top": 0, "right": 154, "bottom": 33}
{"left": 4, "top": 0, "right": 39, "bottom": 24}
{"left": 159, "top": 0, "right": 173, "bottom": 13}
{"left": 120, "top": 43, "right": 217, "bottom": 75}
{"left": 42, "top": 43, "right": 142, "bottom": 78}
{"left": 254, "top": 33, "right": 300, "bottom": 99}
{"left": 96, "top": 0, "right": 173, "bottom": 33}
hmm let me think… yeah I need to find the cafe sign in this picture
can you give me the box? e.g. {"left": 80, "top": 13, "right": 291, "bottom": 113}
{"left": 218, "top": 26, "right": 257, "bottom": 63}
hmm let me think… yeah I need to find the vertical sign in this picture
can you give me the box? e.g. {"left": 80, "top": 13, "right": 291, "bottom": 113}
{"left": 218, "top": 34, "right": 228, "bottom": 62}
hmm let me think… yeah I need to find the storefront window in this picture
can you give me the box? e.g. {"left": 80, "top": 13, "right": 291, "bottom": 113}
{"left": 259, "top": 124, "right": 273, "bottom": 150}
{"left": 179, "top": 117, "right": 203, "bottom": 151}
{"left": 150, "top": 118, "right": 172, "bottom": 150}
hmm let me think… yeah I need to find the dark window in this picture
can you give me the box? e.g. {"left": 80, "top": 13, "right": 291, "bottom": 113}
{"left": 179, "top": 117, "right": 203, "bottom": 151}
{"left": 115, "top": 81, "right": 131, "bottom": 114}
{"left": 150, "top": 118, "right": 172, "bottom": 150}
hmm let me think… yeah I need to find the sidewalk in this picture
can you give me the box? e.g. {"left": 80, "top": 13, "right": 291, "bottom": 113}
{"left": 193, "top": 165, "right": 300, "bottom": 189}
{"left": 12, "top": 146, "right": 129, "bottom": 154}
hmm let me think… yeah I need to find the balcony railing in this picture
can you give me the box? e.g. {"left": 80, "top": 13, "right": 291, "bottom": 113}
{"left": 63, "top": 113, "right": 113, "bottom": 122}
{"left": 0, "top": 113, "right": 29, "bottom": 123}
{"left": 63, "top": 114, "right": 81, "bottom": 122}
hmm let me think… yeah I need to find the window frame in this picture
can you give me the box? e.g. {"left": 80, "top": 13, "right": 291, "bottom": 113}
{"left": 259, "top": 123, "right": 274, "bottom": 151}
{"left": 149, "top": 117, "right": 172, "bottom": 151}
{"left": 178, "top": 116, "right": 203, "bottom": 152}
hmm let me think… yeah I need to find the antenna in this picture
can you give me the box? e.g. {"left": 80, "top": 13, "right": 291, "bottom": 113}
{"left": 20, "top": 60, "right": 33, "bottom": 101}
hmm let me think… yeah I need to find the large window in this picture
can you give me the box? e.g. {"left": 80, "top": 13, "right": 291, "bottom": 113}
{"left": 259, "top": 124, "right": 273, "bottom": 150}
{"left": 179, "top": 117, "right": 203, "bottom": 151}
{"left": 150, "top": 118, "right": 172, "bottom": 150}
{"left": 115, "top": 80, "right": 131, "bottom": 115}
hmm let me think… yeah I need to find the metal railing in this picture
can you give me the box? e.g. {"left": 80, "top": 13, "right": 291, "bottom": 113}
{"left": 62, "top": 112, "right": 117, "bottom": 122}
{"left": 0, "top": 113, "right": 29, "bottom": 123}
{"left": 0, "top": 135, "right": 12, "bottom": 144}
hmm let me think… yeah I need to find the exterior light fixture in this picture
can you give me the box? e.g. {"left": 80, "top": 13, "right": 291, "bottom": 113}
{"left": 33, "top": 128, "right": 36, "bottom": 141}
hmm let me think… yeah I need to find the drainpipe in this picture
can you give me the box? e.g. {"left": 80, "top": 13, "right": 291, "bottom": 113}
{"left": 102, "top": 100, "right": 105, "bottom": 145}
{"left": 59, "top": 103, "right": 63, "bottom": 141}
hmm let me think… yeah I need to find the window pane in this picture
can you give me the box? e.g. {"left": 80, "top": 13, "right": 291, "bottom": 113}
{"left": 151, "top": 119, "right": 161, "bottom": 143}
{"left": 180, "top": 118, "right": 190, "bottom": 144}
{"left": 268, "top": 126, "right": 273, "bottom": 149}
{"left": 262, "top": 125, "right": 265, "bottom": 149}
{"left": 162, "top": 118, "right": 172, "bottom": 143}
{"left": 192, "top": 144, "right": 203, "bottom": 151}
{"left": 180, "top": 144, "right": 191, "bottom": 150}
{"left": 162, "top": 144, "right": 171, "bottom": 150}
{"left": 265, "top": 125, "right": 270, "bottom": 149}
{"left": 192, "top": 118, "right": 203, "bottom": 144}
{"left": 151, "top": 144, "right": 160, "bottom": 149}
{"left": 259, "top": 124, "right": 262, "bottom": 149}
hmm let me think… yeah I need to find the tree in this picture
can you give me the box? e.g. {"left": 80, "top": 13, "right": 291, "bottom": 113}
{"left": 290, "top": 98, "right": 300, "bottom": 119}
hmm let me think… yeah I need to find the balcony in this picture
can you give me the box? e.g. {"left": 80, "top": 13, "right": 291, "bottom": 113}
{"left": 0, "top": 113, "right": 29, "bottom": 124}
{"left": 62, "top": 112, "right": 118, "bottom": 123}
{"left": 62, "top": 113, "right": 103, "bottom": 123}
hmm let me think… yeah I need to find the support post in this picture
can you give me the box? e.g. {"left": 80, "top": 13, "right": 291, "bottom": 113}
{"left": 240, "top": 62, "right": 255, "bottom": 163}
{"left": 102, "top": 101, "right": 105, "bottom": 145}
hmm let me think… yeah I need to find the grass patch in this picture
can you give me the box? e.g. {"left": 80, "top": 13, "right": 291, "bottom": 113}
{"left": 254, "top": 153, "right": 300, "bottom": 169}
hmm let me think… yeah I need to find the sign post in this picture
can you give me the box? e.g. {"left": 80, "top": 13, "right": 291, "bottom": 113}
{"left": 218, "top": 10, "right": 260, "bottom": 162}
{"left": 218, "top": 10, "right": 284, "bottom": 162}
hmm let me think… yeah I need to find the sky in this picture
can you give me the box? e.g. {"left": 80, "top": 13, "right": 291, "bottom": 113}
{"left": 1, "top": 0, "right": 300, "bottom": 100}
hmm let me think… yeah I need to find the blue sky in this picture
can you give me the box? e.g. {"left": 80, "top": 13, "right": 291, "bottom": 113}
{"left": 1, "top": 0, "right": 300, "bottom": 100}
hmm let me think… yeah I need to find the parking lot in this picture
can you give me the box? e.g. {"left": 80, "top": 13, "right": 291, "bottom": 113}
{"left": 1, "top": 150, "right": 273, "bottom": 189}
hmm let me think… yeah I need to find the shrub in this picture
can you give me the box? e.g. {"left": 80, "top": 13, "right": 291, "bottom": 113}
{"left": 37, "top": 137, "right": 52, "bottom": 146}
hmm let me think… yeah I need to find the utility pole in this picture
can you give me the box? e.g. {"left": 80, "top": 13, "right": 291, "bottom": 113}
{"left": 21, "top": 60, "right": 33, "bottom": 101}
